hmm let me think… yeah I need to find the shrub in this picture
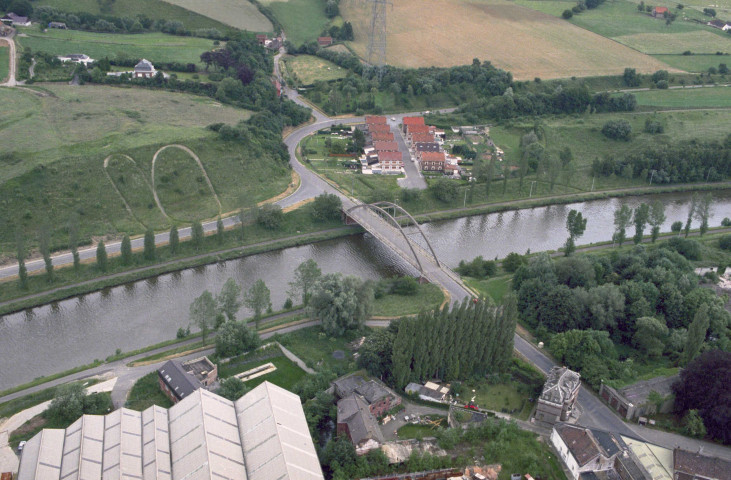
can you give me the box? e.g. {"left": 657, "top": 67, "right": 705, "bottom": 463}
{"left": 665, "top": 237, "right": 702, "bottom": 260}
{"left": 721, "top": 217, "right": 731, "bottom": 227}
{"left": 601, "top": 120, "right": 632, "bottom": 141}
{"left": 656, "top": 80, "right": 669, "bottom": 89}
{"left": 391, "top": 276, "right": 419, "bottom": 296}
{"left": 502, "top": 252, "right": 527, "bottom": 273}
{"left": 644, "top": 118, "right": 664, "bottom": 134}
{"left": 429, "top": 178, "right": 458, "bottom": 203}
{"left": 562, "top": 9, "right": 574, "bottom": 18}
{"left": 719, "top": 235, "right": 731, "bottom": 251}
{"left": 257, "top": 204, "right": 284, "bottom": 229}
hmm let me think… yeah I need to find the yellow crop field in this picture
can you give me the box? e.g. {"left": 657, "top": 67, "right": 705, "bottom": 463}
{"left": 162, "top": 0, "right": 273, "bottom": 31}
{"left": 340, "top": 0, "right": 677, "bottom": 80}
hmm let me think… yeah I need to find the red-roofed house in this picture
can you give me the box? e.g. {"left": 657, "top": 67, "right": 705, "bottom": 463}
{"left": 365, "top": 115, "right": 387, "bottom": 125}
{"left": 368, "top": 124, "right": 391, "bottom": 134}
{"left": 419, "top": 151, "right": 446, "bottom": 171}
{"left": 406, "top": 124, "right": 432, "bottom": 142}
{"left": 318, "top": 36, "right": 333, "bottom": 47}
{"left": 377, "top": 151, "right": 404, "bottom": 173}
{"left": 370, "top": 132, "right": 394, "bottom": 142}
{"left": 401, "top": 116, "right": 425, "bottom": 133}
{"left": 409, "top": 132, "right": 435, "bottom": 145}
{"left": 256, "top": 34, "right": 267, "bottom": 45}
{"left": 652, "top": 6, "right": 668, "bottom": 17}
{"left": 373, "top": 141, "right": 399, "bottom": 152}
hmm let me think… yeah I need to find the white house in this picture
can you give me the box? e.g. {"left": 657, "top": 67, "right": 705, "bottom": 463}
{"left": 551, "top": 423, "right": 627, "bottom": 480}
{"left": 133, "top": 58, "right": 157, "bottom": 78}
{"left": 1, "top": 12, "right": 31, "bottom": 26}
{"left": 57, "top": 54, "right": 94, "bottom": 66}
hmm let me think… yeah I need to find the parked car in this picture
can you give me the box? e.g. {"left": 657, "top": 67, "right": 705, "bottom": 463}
{"left": 17, "top": 441, "right": 26, "bottom": 453}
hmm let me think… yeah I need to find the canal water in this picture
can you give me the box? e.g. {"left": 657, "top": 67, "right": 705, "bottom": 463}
{"left": 1, "top": 190, "right": 729, "bottom": 390}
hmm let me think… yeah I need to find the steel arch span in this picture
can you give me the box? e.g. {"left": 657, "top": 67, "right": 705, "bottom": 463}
{"left": 344, "top": 201, "right": 440, "bottom": 276}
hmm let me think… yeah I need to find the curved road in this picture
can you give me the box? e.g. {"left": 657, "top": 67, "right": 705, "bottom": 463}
{"left": 0, "top": 30, "right": 17, "bottom": 87}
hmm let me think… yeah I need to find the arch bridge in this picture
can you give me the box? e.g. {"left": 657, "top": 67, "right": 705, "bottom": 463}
{"left": 342, "top": 201, "right": 442, "bottom": 280}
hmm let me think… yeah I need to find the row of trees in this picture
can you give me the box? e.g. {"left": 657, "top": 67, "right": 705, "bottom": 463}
{"left": 356, "top": 297, "right": 517, "bottom": 389}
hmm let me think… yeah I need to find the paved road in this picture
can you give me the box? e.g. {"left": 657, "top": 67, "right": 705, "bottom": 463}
{"left": 390, "top": 116, "right": 427, "bottom": 190}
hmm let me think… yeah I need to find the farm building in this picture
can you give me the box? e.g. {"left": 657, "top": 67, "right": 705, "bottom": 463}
{"left": 707, "top": 19, "right": 731, "bottom": 31}
{"left": 652, "top": 6, "right": 668, "bottom": 17}
{"left": 134, "top": 59, "right": 157, "bottom": 78}
{"left": 48, "top": 22, "right": 66, "bottom": 29}
{"left": 332, "top": 375, "right": 402, "bottom": 416}
{"left": 17, "top": 382, "right": 324, "bottom": 480}
{"left": 1, "top": 12, "right": 30, "bottom": 26}
{"left": 317, "top": 36, "right": 333, "bottom": 47}
{"left": 535, "top": 366, "right": 580, "bottom": 425}
{"left": 599, "top": 374, "right": 677, "bottom": 420}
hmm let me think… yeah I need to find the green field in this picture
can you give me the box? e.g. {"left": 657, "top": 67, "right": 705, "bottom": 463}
{"left": 262, "top": 0, "right": 329, "bottom": 46}
{"left": 0, "top": 44, "right": 8, "bottom": 82}
{"left": 16, "top": 28, "right": 215, "bottom": 66}
{"left": 629, "top": 87, "right": 731, "bottom": 108}
{"left": 161, "top": 0, "right": 273, "bottom": 31}
{"left": 219, "top": 354, "right": 307, "bottom": 391}
{"left": 283, "top": 54, "right": 348, "bottom": 85}
{"left": 0, "top": 84, "right": 294, "bottom": 255}
{"left": 615, "top": 31, "right": 731, "bottom": 54}
{"left": 126, "top": 372, "right": 174, "bottom": 411}
{"left": 36, "top": 0, "right": 233, "bottom": 31}
{"left": 275, "top": 326, "right": 359, "bottom": 372}
{"left": 653, "top": 54, "right": 731, "bottom": 72}
{"left": 372, "top": 283, "right": 444, "bottom": 316}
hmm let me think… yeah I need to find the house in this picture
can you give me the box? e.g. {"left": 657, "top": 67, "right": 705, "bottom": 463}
{"left": 414, "top": 142, "right": 441, "bottom": 154}
{"left": 652, "top": 6, "right": 669, "bottom": 17}
{"left": 265, "top": 37, "right": 282, "bottom": 50}
{"left": 406, "top": 124, "right": 432, "bottom": 142}
{"left": 405, "top": 381, "right": 450, "bottom": 403}
{"left": 48, "top": 21, "right": 66, "bottom": 29}
{"left": 157, "top": 356, "right": 217, "bottom": 403}
{"left": 368, "top": 123, "right": 392, "bottom": 134}
{"left": 17, "top": 382, "right": 325, "bottom": 480}
{"left": 1, "top": 12, "right": 31, "bottom": 26}
{"left": 133, "top": 58, "right": 157, "bottom": 78}
{"left": 410, "top": 132, "right": 436, "bottom": 145}
{"left": 373, "top": 140, "right": 399, "bottom": 152}
{"left": 337, "top": 394, "right": 384, "bottom": 455}
{"left": 317, "top": 36, "right": 333, "bottom": 47}
{"left": 365, "top": 115, "right": 388, "bottom": 125}
{"left": 256, "top": 33, "right": 267, "bottom": 44}
{"left": 418, "top": 151, "right": 446, "bottom": 172}
{"left": 535, "top": 366, "right": 581, "bottom": 425}
{"left": 707, "top": 19, "right": 731, "bottom": 31}
{"left": 376, "top": 151, "right": 404, "bottom": 174}
{"left": 401, "top": 116, "right": 425, "bottom": 133}
{"left": 332, "top": 375, "right": 402, "bottom": 416}
{"left": 370, "top": 131, "right": 394, "bottom": 142}
{"left": 551, "top": 423, "right": 629, "bottom": 480}
{"left": 673, "top": 448, "right": 731, "bottom": 480}
{"left": 599, "top": 374, "right": 678, "bottom": 420}
{"left": 57, "top": 54, "right": 94, "bottom": 66}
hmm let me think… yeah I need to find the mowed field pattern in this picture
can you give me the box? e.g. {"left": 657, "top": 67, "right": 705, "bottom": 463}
{"left": 341, "top": 0, "right": 676, "bottom": 79}
{"left": 161, "top": 0, "right": 273, "bottom": 31}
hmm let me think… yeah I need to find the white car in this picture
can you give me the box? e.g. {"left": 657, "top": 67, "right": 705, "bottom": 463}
{"left": 391, "top": 117, "right": 396, "bottom": 121}
{"left": 17, "top": 441, "right": 26, "bottom": 453}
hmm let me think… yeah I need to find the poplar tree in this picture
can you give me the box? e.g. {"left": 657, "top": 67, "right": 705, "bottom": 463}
{"left": 169, "top": 225, "right": 179, "bottom": 254}
{"left": 68, "top": 214, "right": 80, "bottom": 272}
{"left": 633, "top": 203, "right": 650, "bottom": 244}
{"left": 143, "top": 229, "right": 155, "bottom": 261}
{"left": 16, "top": 232, "right": 28, "bottom": 290}
{"left": 684, "top": 193, "right": 698, "bottom": 238}
{"left": 96, "top": 240, "right": 108, "bottom": 272}
{"left": 217, "top": 216, "right": 224, "bottom": 244}
{"left": 192, "top": 221, "right": 204, "bottom": 250}
{"left": 695, "top": 193, "right": 712, "bottom": 237}
{"left": 613, "top": 205, "right": 632, "bottom": 246}
{"left": 649, "top": 201, "right": 666, "bottom": 243}
{"left": 121, "top": 234, "right": 132, "bottom": 265}
{"left": 39, "top": 224, "right": 53, "bottom": 282}
{"left": 682, "top": 304, "right": 709, "bottom": 366}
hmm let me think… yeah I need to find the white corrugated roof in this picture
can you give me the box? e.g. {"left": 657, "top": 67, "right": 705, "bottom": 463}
{"left": 18, "top": 382, "right": 323, "bottom": 480}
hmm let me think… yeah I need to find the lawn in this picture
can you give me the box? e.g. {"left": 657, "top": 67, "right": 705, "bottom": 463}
{"left": 396, "top": 416, "right": 447, "bottom": 439}
{"left": 35, "top": 0, "right": 233, "bottom": 32}
{"left": 126, "top": 372, "right": 174, "bottom": 411}
{"left": 262, "top": 0, "right": 330, "bottom": 46}
{"left": 628, "top": 87, "right": 731, "bottom": 108}
{"left": 652, "top": 54, "right": 731, "bottom": 73}
{"left": 340, "top": 0, "right": 673, "bottom": 80}
{"left": 0, "top": 84, "right": 295, "bottom": 257}
{"left": 218, "top": 354, "right": 307, "bottom": 391}
{"left": 275, "top": 326, "right": 360, "bottom": 372}
{"left": 466, "top": 382, "right": 526, "bottom": 416}
{"left": 16, "top": 28, "right": 215, "bottom": 66}
{"left": 372, "top": 283, "right": 444, "bottom": 316}
{"left": 465, "top": 275, "right": 511, "bottom": 302}
{"left": 0, "top": 43, "right": 8, "bottom": 82}
{"left": 615, "top": 31, "right": 731, "bottom": 55}
{"left": 161, "top": 0, "right": 273, "bottom": 31}
{"left": 284, "top": 54, "right": 348, "bottom": 85}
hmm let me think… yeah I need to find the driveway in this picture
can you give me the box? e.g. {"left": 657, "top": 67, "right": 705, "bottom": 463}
{"left": 380, "top": 400, "right": 446, "bottom": 441}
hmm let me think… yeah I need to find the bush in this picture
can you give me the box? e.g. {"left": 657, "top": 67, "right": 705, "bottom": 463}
{"left": 665, "top": 237, "right": 702, "bottom": 260}
{"left": 456, "top": 256, "right": 497, "bottom": 278}
{"left": 391, "top": 276, "right": 419, "bottom": 295}
{"left": 502, "top": 252, "right": 527, "bottom": 273}
{"left": 310, "top": 193, "right": 342, "bottom": 221}
{"left": 719, "top": 235, "right": 731, "bottom": 251}
{"left": 601, "top": 119, "right": 632, "bottom": 141}
{"left": 257, "top": 204, "right": 284, "bottom": 229}
{"left": 215, "top": 321, "right": 260, "bottom": 358}
{"left": 644, "top": 118, "right": 664, "bottom": 134}
{"left": 721, "top": 217, "right": 731, "bottom": 227}
{"left": 429, "top": 178, "right": 458, "bottom": 203}
{"left": 656, "top": 80, "right": 669, "bottom": 89}
{"left": 562, "top": 9, "right": 574, "bottom": 18}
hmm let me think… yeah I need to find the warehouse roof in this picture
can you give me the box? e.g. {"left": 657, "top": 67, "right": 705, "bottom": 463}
{"left": 17, "top": 382, "right": 323, "bottom": 480}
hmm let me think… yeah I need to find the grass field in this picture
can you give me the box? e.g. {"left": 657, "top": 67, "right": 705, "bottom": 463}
{"left": 371, "top": 283, "right": 444, "bottom": 316}
{"left": 0, "top": 84, "right": 294, "bottom": 256}
{"left": 652, "top": 54, "right": 731, "bottom": 72}
{"left": 161, "top": 0, "right": 273, "bottom": 31}
{"left": 284, "top": 54, "right": 348, "bottom": 85}
{"left": 465, "top": 275, "right": 511, "bottom": 302}
{"left": 16, "top": 28, "right": 215, "bottom": 66}
{"left": 262, "top": 0, "right": 329, "bottom": 46}
{"left": 340, "top": 0, "right": 674, "bottom": 80}
{"left": 219, "top": 355, "right": 307, "bottom": 391}
{"left": 36, "top": 0, "right": 233, "bottom": 32}
{"left": 615, "top": 31, "right": 731, "bottom": 54}
{"left": 0, "top": 43, "right": 8, "bottom": 83}
{"left": 276, "top": 326, "right": 359, "bottom": 372}
{"left": 628, "top": 87, "right": 731, "bottom": 108}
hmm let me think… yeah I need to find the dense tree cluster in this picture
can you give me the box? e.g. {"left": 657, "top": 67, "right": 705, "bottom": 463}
{"left": 591, "top": 135, "right": 731, "bottom": 183}
{"left": 308, "top": 273, "right": 374, "bottom": 336}
{"left": 375, "top": 296, "right": 518, "bottom": 389}
{"left": 456, "top": 256, "right": 498, "bottom": 278}
{"left": 514, "top": 247, "right": 731, "bottom": 388}
{"left": 672, "top": 350, "right": 731, "bottom": 444}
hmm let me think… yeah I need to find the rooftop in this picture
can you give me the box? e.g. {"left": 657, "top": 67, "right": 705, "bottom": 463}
{"left": 370, "top": 132, "right": 395, "bottom": 141}
{"left": 410, "top": 133, "right": 435, "bottom": 143}
{"left": 159, "top": 359, "right": 201, "bottom": 400}
{"left": 402, "top": 116, "right": 425, "bottom": 126}
{"left": 373, "top": 141, "right": 399, "bottom": 151}
{"left": 135, "top": 58, "right": 155, "bottom": 71}
{"left": 420, "top": 151, "right": 446, "bottom": 162}
{"left": 377, "top": 151, "right": 403, "bottom": 162}
{"left": 337, "top": 394, "right": 384, "bottom": 446}
{"left": 415, "top": 142, "right": 441, "bottom": 152}
{"left": 365, "top": 115, "right": 388, "bottom": 124}
{"left": 673, "top": 448, "right": 731, "bottom": 480}
{"left": 540, "top": 366, "right": 581, "bottom": 406}
{"left": 554, "top": 424, "right": 627, "bottom": 468}
{"left": 619, "top": 374, "right": 678, "bottom": 405}
{"left": 368, "top": 124, "right": 392, "bottom": 133}
{"left": 355, "top": 380, "right": 392, "bottom": 404}
{"left": 17, "top": 382, "right": 324, "bottom": 480}
{"left": 333, "top": 375, "right": 366, "bottom": 398}
{"left": 181, "top": 356, "right": 216, "bottom": 383}
{"left": 406, "top": 124, "right": 431, "bottom": 134}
